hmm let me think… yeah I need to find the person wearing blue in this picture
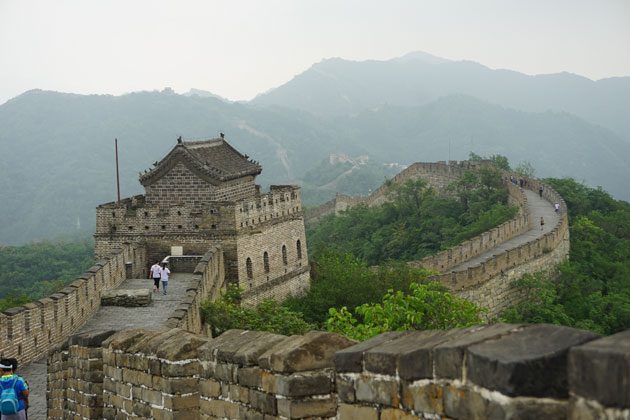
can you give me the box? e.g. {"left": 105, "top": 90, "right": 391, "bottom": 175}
{"left": 0, "top": 359, "right": 29, "bottom": 420}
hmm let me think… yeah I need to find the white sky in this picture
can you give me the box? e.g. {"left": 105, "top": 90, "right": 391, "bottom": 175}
{"left": 1, "top": 0, "right": 628, "bottom": 105}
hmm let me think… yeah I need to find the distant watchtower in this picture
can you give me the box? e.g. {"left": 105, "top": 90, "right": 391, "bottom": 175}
{"left": 94, "top": 137, "right": 310, "bottom": 304}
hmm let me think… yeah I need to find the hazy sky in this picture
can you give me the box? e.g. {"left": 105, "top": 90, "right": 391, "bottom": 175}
{"left": 1, "top": 0, "right": 628, "bottom": 105}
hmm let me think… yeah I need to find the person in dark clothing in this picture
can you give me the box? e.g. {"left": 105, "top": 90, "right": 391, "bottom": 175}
{"left": 539, "top": 187, "right": 543, "bottom": 198}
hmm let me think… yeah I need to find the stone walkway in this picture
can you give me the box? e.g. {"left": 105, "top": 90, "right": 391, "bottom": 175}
{"left": 449, "top": 188, "right": 560, "bottom": 272}
{"left": 20, "top": 273, "right": 194, "bottom": 420}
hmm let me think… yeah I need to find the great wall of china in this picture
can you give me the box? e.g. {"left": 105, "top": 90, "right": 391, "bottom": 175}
{"left": 0, "top": 158, "right": 627, "bottom": 419}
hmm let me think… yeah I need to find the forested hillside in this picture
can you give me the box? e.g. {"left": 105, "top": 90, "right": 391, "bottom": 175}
{"left": 0, "top": 238, "right": 94, "bottom": 311}
{"left": 2, "top": 89, "right": 629, "bottom": 245}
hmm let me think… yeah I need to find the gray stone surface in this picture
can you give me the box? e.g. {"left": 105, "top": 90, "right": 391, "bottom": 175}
{"left": 20, "top": 273, "right": 194, "bottom": 420}
{"left": 364, "top": 330, "right": 444, "bottom": 376}
{"left": 434, "top": 323, "right": 523, "bottom": 379}
{"left": 569, "top": 329, "right": 630, "bottom": 408}
{"left": 101, "top": 288, "right": 152, "bottom": 306}
{"left": 467, "top": 324, "right": 600, "bottom": 398}
{"left": 335, "top": 331, "right": 410, "bottom": 373}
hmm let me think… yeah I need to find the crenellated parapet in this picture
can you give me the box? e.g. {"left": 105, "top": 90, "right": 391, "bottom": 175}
{"left": 47, "top": 324, "right": 630, "bottom": 419}
{"left": 0, "top": 243, "right": 147, "bottom": 366}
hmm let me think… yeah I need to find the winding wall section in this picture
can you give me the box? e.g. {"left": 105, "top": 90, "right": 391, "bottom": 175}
{"left": 305, "top": 161, "right": 569, "bottom": 317}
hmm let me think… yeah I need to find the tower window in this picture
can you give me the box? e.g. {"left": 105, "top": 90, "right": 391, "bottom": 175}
{"left": 246, "top": 258, "right": 253, "bottom": 279}
{"left": 282, "top": 245, "right": 288, "bottom": 266}
{"left": 264, "top": 252, "right": 270, "bottom": 273}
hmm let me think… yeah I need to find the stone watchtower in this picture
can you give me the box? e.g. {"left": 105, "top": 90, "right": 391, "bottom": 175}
{"left": 94, "top": 137, "right": 310, "bottom": 304}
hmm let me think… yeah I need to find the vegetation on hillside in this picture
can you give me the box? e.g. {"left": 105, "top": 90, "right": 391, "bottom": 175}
{"left": 306, "top": 167, "right": 518, "bottom": 265}
{"left": 0, "top": 238, "right": 94, "bottom": 311}
{"left": 503, "top": 178, "right": 630, "bottom": 335}
{"left": 200, "top": 286, "right": 313, "bottom": 338}
{"left": 327, "top": 282, "right": 484, "bottom": 341}
{"left": 201, "top": 251, "right": 485, "bottom": 339}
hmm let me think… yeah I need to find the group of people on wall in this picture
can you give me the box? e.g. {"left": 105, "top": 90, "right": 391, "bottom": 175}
{"left": 150, "top": 261, "right": 171, "bottom": 294}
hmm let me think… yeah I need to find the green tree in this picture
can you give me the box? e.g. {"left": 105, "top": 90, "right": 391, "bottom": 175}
{"left": 200, "top": 286, "right": 313, "bottom": 338}
{"left": 514, "top": 160, "right": 536, "bottom": 178}
{"left": 326, "top": 282, "right": 485, "bottom": 341}
{"left": 283, "top": 250, "right": 428, "bottom": 326}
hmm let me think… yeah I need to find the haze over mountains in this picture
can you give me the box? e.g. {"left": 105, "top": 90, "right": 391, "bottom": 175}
{"left": 1, "top": 51, "right": 629, "bottom": 245}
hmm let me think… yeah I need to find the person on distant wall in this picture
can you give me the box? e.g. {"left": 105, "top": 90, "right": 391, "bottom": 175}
{"left": 0, "top": 358, "right": 29, "bottom": 420}
{"left": 539, "top": 186, "right": 543, "bottom": 198}
{"left": 160, "top": 262, "right": 171, "bottom": 295}
{"left": 555, "top": 202, "right": 560, "bottom": 213}
{"left": 149, "top": 261, "right": 162, "bottom": 293}
{"left": 540, "top": 217, "right": 545, "bottom": 231}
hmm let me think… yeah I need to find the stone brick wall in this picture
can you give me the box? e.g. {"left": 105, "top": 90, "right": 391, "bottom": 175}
{"left": 47, "top": 324, "right": 630, "bottom": 420}
{"left": 144, "top": 162, "right": 257, "bottom": 208}
{"left": 165, "top": 246, "right": 226, "bottom": 334}
{"left": 95, "top": 184, "right": 309, "bottom": 298}
{"left": 236, "top": 217, "right": 309, "bottom": 305}
{"left": 0, "top": 243, "right": 146, "bottom": 367}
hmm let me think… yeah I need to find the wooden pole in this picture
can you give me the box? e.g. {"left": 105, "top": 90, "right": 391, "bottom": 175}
{"left": 115, "top": 138, "right": 121, "bottom": 204}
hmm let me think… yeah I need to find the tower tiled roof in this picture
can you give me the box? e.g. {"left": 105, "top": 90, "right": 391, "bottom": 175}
{"left": 139, "top": 137, "right": 262, "bottom": 186}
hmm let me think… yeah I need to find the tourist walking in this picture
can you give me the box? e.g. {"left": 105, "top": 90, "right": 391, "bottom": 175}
{"left": 0, "top": 358, "right": 29, "bottom": 420}
{"left": 540, "top": 217, "right": 545, "bottom": 231}
{"left": 160, "top": 262, "right": 171, "bottom": 295}
{"left": 539, "top": 187, "right": 543, "bottom": 198}
{"left": 555, "top": 202, "right": 560, "bottom": 213}
{"left": 149, "top": 261, "right": 162, "bottom": 293}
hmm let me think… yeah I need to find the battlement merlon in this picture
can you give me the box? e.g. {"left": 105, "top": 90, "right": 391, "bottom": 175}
{"left": 95, "top": 185, "right": 303, "bottom": 236}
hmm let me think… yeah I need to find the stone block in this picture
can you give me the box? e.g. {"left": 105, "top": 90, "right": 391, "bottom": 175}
{"left": 336, "top": 374, "right": 356, "bottom": 403}
{"left": 467, "top": 324, "right": 600, "bottom": 398}
{"left": 355, "top": 375, "right": 399, "bottom": 406}
{"left": 237, "top": 366, "right": 263, "bottom": 388}
{"left": 443, "top": 384, "right": 488, "bottom": 420}
{"left": 380, "top": 408, "right": 418, "bottom": 420}
{"left": 365, "top": 329, "right": 459, "bottom": 378}
{"left": 258, "top": 330, "right": 356, "bottom": 373}
{"left": 163, "top": 393, "right": 200, "bottom": 410}
{"left": 277, "top": 398, "right": 337, "bottom": 419}
{"left": 335, "top": 331, "right": 410, "bottom": 373}
{"left": 265, "top": 371, "right": 333, "bottom": 397}
{"left": 249, "top": 389, "right": 276, "bottom": 415}
{"left": 434, "top": 323, "right": 522, "bottom": 379}
{"left": 568, "top": 330, "right": 630, "bottom": 408}
{"left": 401, "top": 382, "right": 443, "bottom": 414}
{"left": 232, "top": 331, "right": 287, "bottom": 366}
{"left": 69, "top": 329, "right": 117, "bottom": 347}
{"left": 338, "top": 403, "right": 378, "bottom": 420}
{"left": 487, "top": 398, "right": 567, "bottom": 420}
{"left": 199, "top": 329, "right": 246, "bottom": 361}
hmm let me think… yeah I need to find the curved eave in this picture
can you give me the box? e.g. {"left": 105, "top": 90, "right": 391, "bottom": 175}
{"left": 138, "top": 144, "right": 262, "bottom": 187}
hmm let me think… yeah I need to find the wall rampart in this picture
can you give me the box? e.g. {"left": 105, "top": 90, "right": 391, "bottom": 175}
{"left": 303, "top": 160, "right": 569, "bottom": 316}
{"left": 0, "top": 243, "right": 147, "bottom": 367}
{"left": 408, "top": 180, "right": 529, "bottom": 274}
{"left": 48, "top": 324, "right": 630, "bottom": 420}
{"left": 164, "top": 246, "right": 226, "bottom": 334}
{"left": 439, "top": 179, "right": 569, "bottom": 316}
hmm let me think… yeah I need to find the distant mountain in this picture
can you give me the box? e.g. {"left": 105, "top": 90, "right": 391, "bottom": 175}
{"left": 184, "top": 88, "right": 230, "bottom": 102}
{"left": 299, "top": 154, "right": 404, "bottom": 206}
{"left": 252, "top": 52, "right": 630, "bottom": 140}
{"left": 1, "top": 88, "right": 628, "bottom": 245}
